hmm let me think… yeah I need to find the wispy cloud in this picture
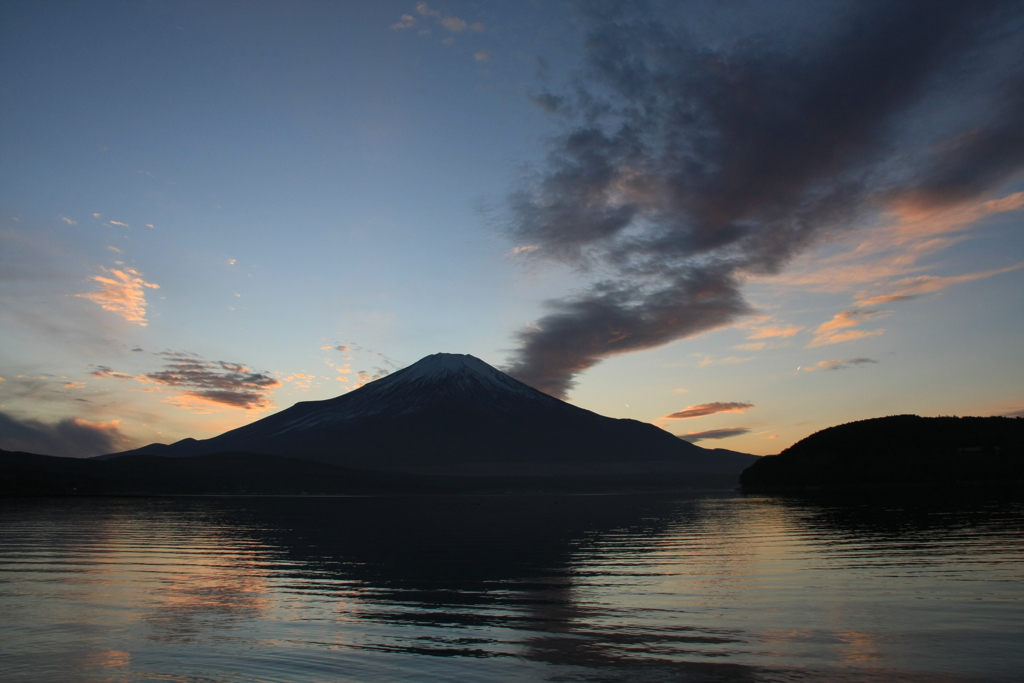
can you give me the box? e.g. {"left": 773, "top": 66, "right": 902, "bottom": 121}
{"left": 777, "top": 193, "right": 1024, "bottom": 297}
{"left": 60, "top": 216, "right": 76, "bottom": 226}
{"left": 800, "top": 358, "right": 878, "bottom": 372}
{"left": 664, "top": 402, "right": 753, "bottom": 420}
{"left": 144, "top": 353, "right": 281, "bottom": 410}
{"left": 441, "top": 16, "right": 466, "bottom": 32}
{"left": 853, "top": 264, "right": 1022, "bottom": 306}
{"left": 75, "top": 266, "right": 159, "bottom": 326}
{"left": 747, "top": 324, "right": 803, "bottom": 340}
{"left": 679, "top": 427, "right": 750, "bottom": 443}
{"left": 504, "top": 2, "right": 1024, "bottom": 397}
{"left": 0, "top": 410, "right": 132, "bottom": 457}
{"left": 392, "top": 14, "right": 416, "bottom": 30}
{"left": 808, "top": 310, "right": 889, "bottom": 348}
{"left": 392, "top": 2, "right": 485, "bottom": 58}
{"left": 91, "top": 352, "right": 281, "bottom": 410}
{"left": 696, "top": 355, "right": 755, "bottom": 368}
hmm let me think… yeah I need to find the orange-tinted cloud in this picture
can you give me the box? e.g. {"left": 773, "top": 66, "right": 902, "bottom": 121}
{"left": 76, "top": 266, "right": 159, "bottom": 325}
{"left": 854, "top": 264, "right": 1022, "bottom": 306}
{"left": 779, "top": 192, "right": 1024, "bottom": 293}
{"left": 808, "top": 309, "right": 889, "bottom": 348}
{"left": 664, "top": 402, "right": 754, "bottom": 419}
{"left": 746, "top": 324, "right": 803, "bottom": 339}
{"left": 697, "top": 355, "right": 755, "bottom": 368}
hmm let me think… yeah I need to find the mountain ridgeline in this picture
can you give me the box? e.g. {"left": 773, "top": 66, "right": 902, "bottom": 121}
{"left": 85, "top": 353, "right": 756, "bottom": 491}
{"left": 740, "top": 415, "right": 1024, "bottom": 491}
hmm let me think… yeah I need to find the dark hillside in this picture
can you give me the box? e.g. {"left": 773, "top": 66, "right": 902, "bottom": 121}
{"left": 1, "top": 449, "right": 747, "bottom": 497}
{"left": 740, "top": 415, "right": 1024, "bottom": 491}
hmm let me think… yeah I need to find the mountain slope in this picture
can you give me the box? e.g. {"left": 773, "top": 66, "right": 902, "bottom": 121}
{"left": 111, "top": 353, "right": 754, "bottom": 476}
{"left": 740, "top": 415, "right": 1024, "bottom": 491}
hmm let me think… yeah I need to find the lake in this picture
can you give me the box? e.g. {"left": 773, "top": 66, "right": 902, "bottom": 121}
{"left": 1, "top": 490, "right": 1021, "bottom": 682}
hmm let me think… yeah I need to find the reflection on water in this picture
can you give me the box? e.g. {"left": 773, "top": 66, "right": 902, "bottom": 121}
{"left": 1, "top": 491, "right": 1022, "bottom": 682}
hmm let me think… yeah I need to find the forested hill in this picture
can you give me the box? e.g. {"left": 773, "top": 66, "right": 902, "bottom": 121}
{"left": 740, "top": 415, "right": 1024, "bottom": 491}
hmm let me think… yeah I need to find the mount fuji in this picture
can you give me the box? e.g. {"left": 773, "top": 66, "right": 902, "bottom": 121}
{"left": 109, "top": 353, "right": 755, "bottom": 478}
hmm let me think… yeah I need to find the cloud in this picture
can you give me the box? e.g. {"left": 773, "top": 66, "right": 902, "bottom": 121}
{"left": 731, "top": 342, "right": 766, "bottom": 351}
{"left": 1003, "top": 409, "right": 1024, "bottom": 418}
{"left": 415, "top": 2, "right": 438, "bottom": 17}
{"left": 474, "top": 50, "right": 490, "bottom": 62}
{"left": 144, "top": 353, "right": 281, "bottom": 409}
{"left": 679, "top": 427, "right": 751, "bottom": 443}
{"left": 853, "top": 264, "right": 1022, "bottom": 306}
{"left": 0, "top": 410, "right": 132, "bottom": 457}
{"left": 75, "top": 266, "right": 159, "bottom": 326}
{"left": 800, "top": 358, "right": 878, "bottom": 372}
{"left": 808, "top": 309, "right": 889, "bottom": 347}
{"left": 696, "top": 354, "right": 755, "bottom": 368}
{"left": 504, "top": 1, "right": 1024, "bottom": 398}
{"left": 397, "top": 3, "right": 482, "bottom": 39}
{"left": 353, "top": 368, "right": 390, "bottom": 390}
{"left": 441, "top": 16, "right": 466, "bottom": 32}
{"left": 92, "top": 353, "right": 281, "bottom": 410}
{"left": 392, "top": 13, "right": 416, "bottom": 30}
{"left": 90, "top": 365, "right": 136, "bottom": 381}
{"left": 60, "top": 216, "right": 76, "bottom": 225}
{"left": 664, "top": 402, "right": 754, "bottom": 419}
{"left": 746, "top": 323, "right": 804, "bottom": 340}
{"left": 108, "top": 220, "right": 128, "bottom": 227}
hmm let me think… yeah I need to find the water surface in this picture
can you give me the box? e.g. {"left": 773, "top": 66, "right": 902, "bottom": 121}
{"left": 1, "top": 491, "right": 1022, "bottom": 681}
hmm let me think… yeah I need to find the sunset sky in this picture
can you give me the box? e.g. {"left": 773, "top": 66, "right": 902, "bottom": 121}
{"left": 2, "top": 0, "right": 1022, "bottom": 458}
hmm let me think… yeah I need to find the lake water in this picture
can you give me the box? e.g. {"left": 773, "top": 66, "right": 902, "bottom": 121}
{"left": 1, "top": 491, "right": 1022, "bottom": 682}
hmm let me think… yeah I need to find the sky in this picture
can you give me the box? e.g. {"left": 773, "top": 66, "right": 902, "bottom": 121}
{"left": 1, "top": 0, "right": 1022, "bottom": 458}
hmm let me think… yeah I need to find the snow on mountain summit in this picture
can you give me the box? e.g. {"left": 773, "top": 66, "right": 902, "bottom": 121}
{"left": 258, "top": 353, "right": 572, "bottom": 437}
{"left": 341, "top": 352, "right": 559, "bottom": 413}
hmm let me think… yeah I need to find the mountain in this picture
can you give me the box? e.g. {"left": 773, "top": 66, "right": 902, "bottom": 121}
{"left": 740, "top": 415, "right": 1024, "bottom": 491}
{"left": 109, "top": 353, "right": 756, "bottom": 479}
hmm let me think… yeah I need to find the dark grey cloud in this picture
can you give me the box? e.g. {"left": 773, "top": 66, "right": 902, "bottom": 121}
{"left": 91, "top": 352, "right": 281, "bottom": 409}
{"left": 679, "top": 427, "right": 750, "bottom": 443}
{"left": 505, "top": 0, "right": 1024, "bottom": 397}
{"left": 664, "top": 401, "right": 754, "bottom": 419}
{"left": 145, "top": 352, "right": 281, "bottom": 409}
{"left": 0, "top": 410, "right": 129, "bottom": 457}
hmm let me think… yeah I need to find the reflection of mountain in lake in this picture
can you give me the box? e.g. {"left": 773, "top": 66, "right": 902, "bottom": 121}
{"left": 195, "top": 493, "right": 763, "bottom": 680}
{"left": 4, "top": 491, "right": 1022, "bottom": 681}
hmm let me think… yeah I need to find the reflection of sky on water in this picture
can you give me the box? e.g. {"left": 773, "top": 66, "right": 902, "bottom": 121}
{"left": 0, "top": 492, "right": 1021, "bottom": 682}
